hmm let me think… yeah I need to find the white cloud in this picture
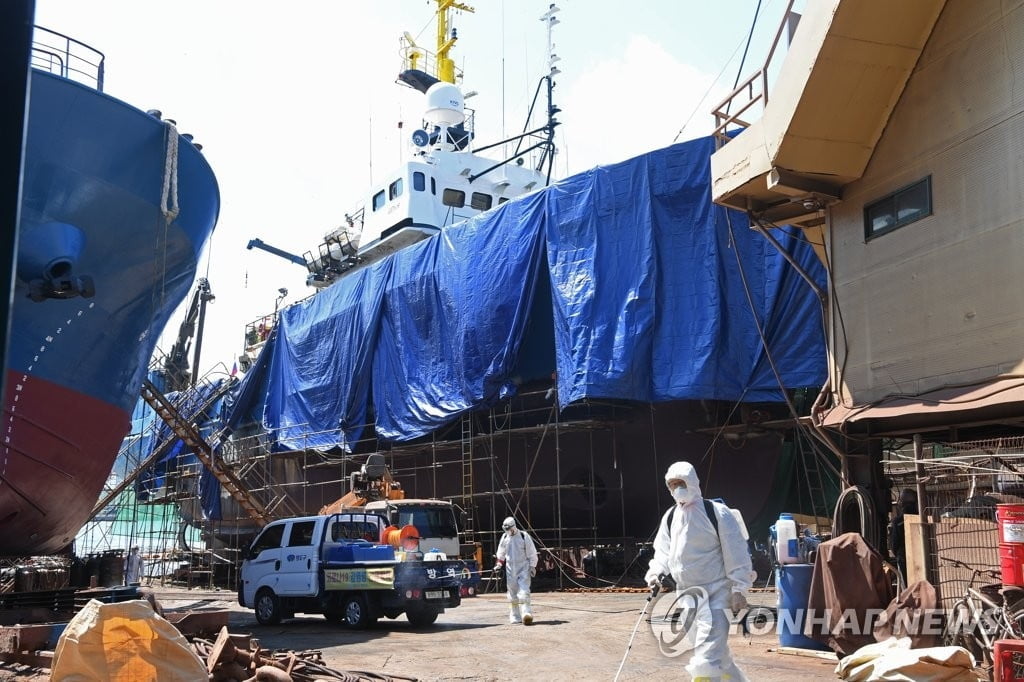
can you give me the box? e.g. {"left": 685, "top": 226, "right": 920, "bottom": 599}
{"left": 559, "top": 35, "right": 728, "bottom": 174}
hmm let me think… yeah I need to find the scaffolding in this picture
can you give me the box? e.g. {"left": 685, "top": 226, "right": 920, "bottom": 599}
{"left": 74, "top": 357, "right": 829, "bottom": 592}
{"left": 74, "top": 361, "right": 256, "bottom": 591}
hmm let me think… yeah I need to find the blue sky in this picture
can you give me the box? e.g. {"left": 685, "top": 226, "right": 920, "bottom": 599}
{"left": 31, "top": 0, "right": 800, "bottom": 376}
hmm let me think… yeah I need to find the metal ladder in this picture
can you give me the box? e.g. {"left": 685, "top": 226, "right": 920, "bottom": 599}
{"left": 460, "top": 413, "right": 475, "bottom": 541}
{"left": 139, "top": 379, "right": 269, "bottom": 527}
{"left": 88, "top": 380, "right": 235, "bottom": 522}
{"left": 798, "top": 431, "right": 833, "bottom": 522}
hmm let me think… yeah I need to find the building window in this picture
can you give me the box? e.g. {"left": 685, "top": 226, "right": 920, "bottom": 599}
{"left": 372, "top": 190, "right": 385, "bottom": 212}
{"left": 413, "top": 171, "right": 425, "bottom": 191}
{"left": 389, "top": 178, "right": 403, "bottom": 200}
{"left": 470, "top": 192, "right": 492, "bottom": 211}
{"left": 864, "top": 176, "right": 932, "bottom": 240}
{"left": 442, "top": 188, "right": 465, "bottom": 208}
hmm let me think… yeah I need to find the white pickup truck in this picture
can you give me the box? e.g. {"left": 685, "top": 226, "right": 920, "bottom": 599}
{"left": 238, "top": 511, "right": 480, "bottom": 628}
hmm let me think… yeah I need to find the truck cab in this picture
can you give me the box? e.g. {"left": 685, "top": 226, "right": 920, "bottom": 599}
{"left": 239, "top": 512, "right": 478, "bottom": 628}
{"left": 363, "top": 499, "right": 461, "bottom": 558}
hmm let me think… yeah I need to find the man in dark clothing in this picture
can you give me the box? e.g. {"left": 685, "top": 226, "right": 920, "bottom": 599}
{"left": 889, "top": 489, "right": 918, "bottom": 584}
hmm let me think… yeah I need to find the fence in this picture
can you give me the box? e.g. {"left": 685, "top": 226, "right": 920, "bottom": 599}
{"left": 885, "top": 436, "right": 1024, "bottom": 608}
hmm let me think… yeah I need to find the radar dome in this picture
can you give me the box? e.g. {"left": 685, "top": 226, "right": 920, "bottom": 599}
{"left": 424, "top": 82, "right": 465, "bottom": 127}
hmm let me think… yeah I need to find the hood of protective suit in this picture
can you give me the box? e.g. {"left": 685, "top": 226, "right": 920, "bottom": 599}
{"left": 664, "top": 461, "right": 702, "bottom": 505}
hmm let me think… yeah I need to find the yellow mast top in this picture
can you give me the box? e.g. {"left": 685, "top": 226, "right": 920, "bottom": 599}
{"left": 403, "top": 0, "right": 475, "bottom": 84}
{"left": 436, "top": 0, "right": 475, "bottom": 83}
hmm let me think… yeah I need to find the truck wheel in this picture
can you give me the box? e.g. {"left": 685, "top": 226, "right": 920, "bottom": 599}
{"left": 407, "top": 606, "right": 439, "bottom": 627}
{"left": 342, "top": 594, "right": 373, "bottom": 629}
{"left": 254, "top": 588, "right": 282, "bottom": 625}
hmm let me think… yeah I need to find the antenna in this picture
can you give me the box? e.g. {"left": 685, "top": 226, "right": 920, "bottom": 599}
{"left": 539, "top": 4, "right": 561, "bottom": 183}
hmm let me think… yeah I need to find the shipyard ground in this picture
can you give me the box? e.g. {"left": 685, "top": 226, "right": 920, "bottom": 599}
{"left": 0, "top": 588, "right": 844, "bottom": 680}
{"left": 213, "top": 588, "right": 836, "bottom": 680}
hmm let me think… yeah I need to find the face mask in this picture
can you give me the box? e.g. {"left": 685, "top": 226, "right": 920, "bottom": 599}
{"left": 672, "top": 486, "right": 694, "bottom": 504}
{"left": 504, "top": 527, "right": 516, "bottom": 535}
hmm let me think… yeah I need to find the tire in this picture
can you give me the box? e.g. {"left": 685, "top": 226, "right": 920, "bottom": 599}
{"left": 407, "top": 606, "right": 439, "bottom": 627}
{"left": 943, "top": 600, "right": 986, "bottom": 666}
{"left": 342, "top": 594, "right": 374, "bottom": 629}
{"left": 254, "top": 588, "right": 282, "bottom": 626}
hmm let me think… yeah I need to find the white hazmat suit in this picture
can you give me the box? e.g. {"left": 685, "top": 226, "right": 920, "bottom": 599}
{"left": 124, "top": 547, "right": 144, "bottom": 585}
{"left": 495, "top": 517, "right": 538, "bottom": 624}
{"left": 645, "top": 462, "right": 753, "bottom": 681}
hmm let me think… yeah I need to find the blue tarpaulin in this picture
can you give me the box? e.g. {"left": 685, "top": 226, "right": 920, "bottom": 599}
{"left": 237, "top": 135, "right": 827, "bottom": 447}
{"left": 264, "top": 262, "right": 390, "bottom": 449}
{"left": 373, "top": 191, "right": 547, "bottom": 439}
{"left": 545, "top": 136, "right": 825, "bottom": 403}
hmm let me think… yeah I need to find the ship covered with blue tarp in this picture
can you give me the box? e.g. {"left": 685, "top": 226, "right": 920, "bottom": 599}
{"left": 232, "top": 135, "right": 827, "bottom": 450}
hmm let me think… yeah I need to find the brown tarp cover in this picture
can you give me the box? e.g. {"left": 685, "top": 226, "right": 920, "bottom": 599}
{"left": 873, "top": 580, "right": 942, "bottom": 650}
{"left": 807, "top": 532, "right": 897, "bottom": 656}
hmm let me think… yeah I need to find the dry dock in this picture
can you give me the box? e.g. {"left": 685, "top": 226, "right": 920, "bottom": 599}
{"left": 0, "top": 589, "right": 842, "bottom": 680}
{"left": 211, "top": 590, "right": 839, "bottom": 681}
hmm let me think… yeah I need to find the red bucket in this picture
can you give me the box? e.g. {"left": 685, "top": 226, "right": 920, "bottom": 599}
{"left": 997, "top": 504, "right": 1024, "bottom": 544}
{"left": 1000, "top": 543, "right": 1024, "bottom": 587}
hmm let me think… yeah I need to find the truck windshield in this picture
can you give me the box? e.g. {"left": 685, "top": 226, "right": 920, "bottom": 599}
{"left": 396, "top": 507, "right": 458, "bottom": 537}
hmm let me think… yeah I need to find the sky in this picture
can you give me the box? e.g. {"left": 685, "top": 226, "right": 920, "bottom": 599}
{"left": 31, "top": 0, "right": 800, "bottom": 378}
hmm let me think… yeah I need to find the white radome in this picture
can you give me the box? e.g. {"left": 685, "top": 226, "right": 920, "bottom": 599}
{"left": 424, "top": 82, "right": 465, "bottom": 126}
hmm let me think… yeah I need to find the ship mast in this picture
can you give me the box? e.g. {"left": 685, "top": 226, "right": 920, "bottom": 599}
{"left": 403, "top": 0, "right": 475, "bottom": 83}
{"left": 436, "top": 0, "right": 475, "bottom": 84}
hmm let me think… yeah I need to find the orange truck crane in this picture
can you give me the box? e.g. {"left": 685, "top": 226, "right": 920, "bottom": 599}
{"left": 319, "top": 455, "right": 475, "bottom": 562}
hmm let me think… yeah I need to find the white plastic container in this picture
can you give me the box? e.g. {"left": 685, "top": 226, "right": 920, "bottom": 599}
{"left": 730, "top": 508, "right": 750, "bottom": 541}
{"left": 775, "top": 513, "right": 800, "bottom": 565}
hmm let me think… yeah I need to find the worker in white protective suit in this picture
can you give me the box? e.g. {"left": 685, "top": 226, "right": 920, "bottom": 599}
{"left": 494, "top": 516, "right": 538, "bottom": 624}
{"left": 645, "top": 462, "right": 753, "bottom": 681}
{"left": 125, "top": 546, "right": 144, "bottom": 586}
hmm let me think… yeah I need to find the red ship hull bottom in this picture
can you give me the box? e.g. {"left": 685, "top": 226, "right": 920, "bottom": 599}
{"left": 1, "top": 369, "right": 129, "bottom": 556}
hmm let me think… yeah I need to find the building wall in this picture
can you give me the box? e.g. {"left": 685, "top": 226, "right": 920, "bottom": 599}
{"left": 827, "top": 0, "right": 1024, "bottom": 406}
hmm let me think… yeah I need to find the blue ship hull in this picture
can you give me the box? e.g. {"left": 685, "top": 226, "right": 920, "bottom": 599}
{"left": 1, "top": 70, "right": 219, "bottom": 555}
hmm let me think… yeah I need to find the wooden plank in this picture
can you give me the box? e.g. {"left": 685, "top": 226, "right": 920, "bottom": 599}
{"left": 0, "top": 650, "right": 53, "bottom": 668}
{"left": 904, "top": 513, "right": 928, "bottom": 586}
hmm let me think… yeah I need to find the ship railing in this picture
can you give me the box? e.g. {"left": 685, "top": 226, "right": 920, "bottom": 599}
{"left": 243, "top": 314, "right": 276, "bottom": 350}
{"left": 711, "top": 0, "right": 797, "bottom": 149}
{"left": 31, "top": 26, "right": 106, "bottom": 91}
{"left": 399, "top": 37, "right": 465, "bottom": 85}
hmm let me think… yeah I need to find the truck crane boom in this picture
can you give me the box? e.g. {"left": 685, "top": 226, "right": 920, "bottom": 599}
{"left": 246, "top": 238, "right": 308, "bottom": 267}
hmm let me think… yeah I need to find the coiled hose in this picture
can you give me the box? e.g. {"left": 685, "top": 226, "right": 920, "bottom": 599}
{"left": 832, "top": 485, "right": 880, "bottom": 550}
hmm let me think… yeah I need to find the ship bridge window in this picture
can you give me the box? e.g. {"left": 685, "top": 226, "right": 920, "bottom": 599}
{"left": 864, "top": 176, "right": 931, "bottom": 240}
{"left": 431, "top": 177, "right": 436, "bottom": 195}
{"left": 372, "top": 190, "right": 386, "bottom": 212}
{"left": 389, "top": 178, "right": 403, "bottom": 200}
{"left": 471, "top": 192, "right": 492, "bottom": 211}
{"left": 498, "top": 197, "right": 509, "bottom": 205}
{"left": 442, "top": 188, "right": 466, "bottom": 208}
{"left": 413, "top": 172, "right": 425, "bottom": 191}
